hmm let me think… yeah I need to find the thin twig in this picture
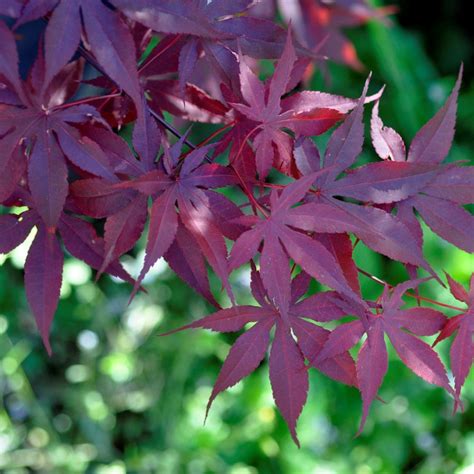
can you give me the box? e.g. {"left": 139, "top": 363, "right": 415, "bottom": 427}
{"left": 357, "top": 267, "right": 465, "bottom": 312}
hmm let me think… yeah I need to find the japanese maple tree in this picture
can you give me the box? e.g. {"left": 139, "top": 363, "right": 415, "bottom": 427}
{"left": 0, "top": 0, "right": 473, "bottom": 443}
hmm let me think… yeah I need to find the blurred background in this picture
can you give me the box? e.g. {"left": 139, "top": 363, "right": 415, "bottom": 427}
{"left": 1, "top": 1, "right": 473, "bottom": 472}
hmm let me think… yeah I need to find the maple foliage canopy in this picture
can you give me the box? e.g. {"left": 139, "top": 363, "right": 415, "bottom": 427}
{"left": 0, "top": 0, "right": 473, "bottom": 443}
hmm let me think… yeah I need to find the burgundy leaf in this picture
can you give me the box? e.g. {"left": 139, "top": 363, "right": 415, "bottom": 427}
{"left": 43, "top": 1, "right": 81, "bottom": 87}
{"left": 316, "top": 233, "right": 361, "bottom": 296}
{"left": 162, "top": 305, "right": 273, "bottom": 336}
{"left": 408, "top": 66, "right": 462, "bottom": 164}
{"left": 282, "top": 202, "right": 361, "bottom": 234}
{"left": 178, "top": 191, "right": 233, "bottom": 301}
{"left": 70, "top": 178, "right": 134, "bottom": 219}
{"left": 56, "top": 127, "right": 116, "bottom": 180}
{"left": 433, "top": 314, "right": 465, "bottom": 346}
{"left": 44, "top": 59, "right": 84, "bottom": 108}
{"left": 390, "top": 308, "right": 447, "bottom": 336}
{"left": 82, "top": 0, "right": 142, "bottom": 109}
{"left": 424, "top": 166, "right": 474, "bottom": 205}
{"left": 450, "top": 319, "right": 474, "bottom": 399}
{"left": 336, "top": 202, "right": 435, "bottom": 274}
{"left": 0, "top": 211, "right": 36, "bottom": 254}
{"left": 112, "top": 0, "right": 231, "bottom": 38}
{"left": 356, "top": 320, "right": 387, "bottom": 434}
{"left": 206, "top": 318, "right": 274, "bottom": 416}
{"left": 28, "top": 130, "right": 68, "bottom": 230}
{"left": 385, "top": 324, "right": 452, "bottom": 393}
{"left": 164, "top": 222, "right": 219, "bottom": 307}
{"left": 327, "top": 161, "right": 439, "bottom": 204}
{"left": 0, "top": 20, "right": 22, "bottom": 95}
{"left": 279, "top": 226, "right": 361, "bottom": 304}
{"left": 291, "top": 317, "right": 357, "bottom": 387}
{"left": 132, "top": 109, "right": 161, "bottom": 170}
{"left": 370, "top": 99, "right": 406, "bottom": 162}
{"left": 58, "top": 214, "right": 135, "bottom": 286}
{"left": 445, "top": 272, "right": 469, "bottom": 304}
{"left": 260, "top": 231, "right": 291, "bottom": 318}
{"left": 290, "top": 271, "right": 312, "bottom": 304}
{"left": 292, "top": 291, "right": 347, "bottom": 322}
{"left": 323, "top": 75, "right": 369, "bottom": 181}
{"left": 281, "top": 88, "right": 382, "bottom": 116}
{"left": 135, "top": 188, "right": 177, "bottom": 293}
{"left": 294, "top": 137, "right": 321, "bottom": 176}
{"left": 115, "top": 170, "right": 173, "bottom": 196}
{"left": 317, "top": 320, "right": 365, "bottom": 362}
{"left": 24, "top": 225, "right": 64, "bottom": 355}
{"left": 229, "top": 225, "right": 264, "bottom": 272}
{"left": 414, "top": 194, "right": 474, "bottom": 253}
{"left": 178, "top": 37, "right": 199, "bottom": 96}
{"left": 269, "top": 322, "right": 309, "bottom": 447}
{"left": 267, "top": 29, "right": 297, "bottom": 117}
{"left": 101, "top": 194, "right": 148, "bottom": 275}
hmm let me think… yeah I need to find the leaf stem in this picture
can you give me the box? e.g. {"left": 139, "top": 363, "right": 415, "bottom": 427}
{"left": 196, "top": 121, "right": 235, "bottom": 147}
{"left": 138, "top": 34, "right": 183, "bottom": 74}
{"left": 52, "top": 92, "right": 122, "bottom": 110}
{"left": 357, "top": 267, "right": 465, "bottom": 311}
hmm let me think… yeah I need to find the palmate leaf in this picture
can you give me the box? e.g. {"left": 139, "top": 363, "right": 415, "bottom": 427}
{"left": 0, "top": 24, "right": 132, "bottom": 225}
{"left": 163, "top": 268, "right": 358, "bottom": 444}
{"left": 367, "top": 66, "right": 474, "bottom": 253}
{"left": 229, "top": 172, "right": 365, "bottom": 305}
{"left": 0, "top": 199, "right": 137, "bottom": 354}
{"left": 15, "top": 0, "right": 143, "bottom": 110}
{"left": 317, "top": 279, "right": 451, "bottom": 432}
{"left": 227, "top": 32, "right": 348, "bottom": 178}
{"left": 110, "top": 139, "right": 239, "bottom": 303}
{"left": 292, "top": 97, "right": 442, "bottom": 277}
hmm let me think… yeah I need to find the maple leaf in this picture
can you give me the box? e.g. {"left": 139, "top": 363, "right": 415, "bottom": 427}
{"left": 0, "top": 198, "right": 136, "bottom": 354}
{"left": 368, "top": 67, "right": 474, "bottom": 253}
{"left": 217, "top": 43, "right": 383, "bottom": 180}
{"left": 13, "top": 0, "right": 142, "bottom": 111}
{"left": 69, "top": 118, "right": 228, "bottom": 306}
{"left": 434, "top": 273, "right": 474, "bottom": 406}
{"left": 107, "top": 132, "right": 239, "bottom": 303}
{"left": 229, "top": 171, "right": 370, "bottom": 305}
{"left": 163, "top": 266, "right": 357, "bottom": 445}
{"left": 227, "top": 32, "right": 346, "bottom": 178}
{"left": 289, "top": 87, "right": 436, "bottom": 276}
{"left": 317, "top": 279, "right": 451, "bottom": 433}
{"left": 0, "top": 25, "right": 131, "bottom": 228}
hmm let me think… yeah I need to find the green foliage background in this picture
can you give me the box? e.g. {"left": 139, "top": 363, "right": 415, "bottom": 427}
{"left": 0, "top": 1, "right": 473, "bottom": 472}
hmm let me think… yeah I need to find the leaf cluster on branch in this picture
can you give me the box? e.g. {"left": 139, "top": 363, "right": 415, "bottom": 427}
{"left": 0, "top": 0, "right": 472, "bottom": 442}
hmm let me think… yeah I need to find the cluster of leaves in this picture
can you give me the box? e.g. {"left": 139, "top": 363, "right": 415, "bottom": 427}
{"left": 0, "top": 0, "right": 473, "bottom": 443}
